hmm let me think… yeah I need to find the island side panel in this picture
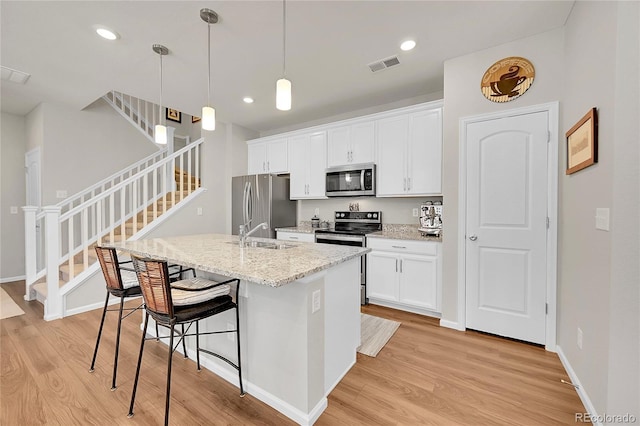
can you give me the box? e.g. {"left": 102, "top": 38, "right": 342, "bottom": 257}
{"left": 324, "top": 258, "right": 361, "bottom": 394}
{"left": 244, "top": 272, "right": 326, "bottom": 416}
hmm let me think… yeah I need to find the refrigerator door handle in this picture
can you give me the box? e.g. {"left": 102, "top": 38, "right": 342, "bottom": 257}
{"left": 242, "top": 182, "right": 249, "bottom": 227}
{"left": 247, "top": 182, "right": 253, "bottom": 227}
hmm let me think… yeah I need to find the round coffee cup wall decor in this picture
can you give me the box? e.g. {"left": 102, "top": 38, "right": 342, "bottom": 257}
{"left": 481, "top": 56, "right": 535, "bottom": 103}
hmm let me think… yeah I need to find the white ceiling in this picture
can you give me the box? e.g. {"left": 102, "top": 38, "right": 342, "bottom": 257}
{"left": 1, "top": 1, "right": 574, "bottom": 133}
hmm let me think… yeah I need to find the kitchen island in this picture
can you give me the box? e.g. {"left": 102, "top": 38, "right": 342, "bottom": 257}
{"left": 109, "top": 233, "right": 369, "bottom": 425}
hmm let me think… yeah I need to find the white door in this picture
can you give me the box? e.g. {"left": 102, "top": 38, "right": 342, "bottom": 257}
{"left": 366, "top": 251, "right": 398, "bottom": 301}
{"left": 399, "top": 254, "right": 438, "bottom": 311}
{"left": 465, "top": 111, "right": 548, "bottom": 344}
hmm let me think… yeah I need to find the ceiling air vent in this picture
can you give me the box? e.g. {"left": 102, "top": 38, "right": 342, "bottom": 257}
{"left": 368, "top": 55, "right": 400, "bottom": 73}
{"left": 1, "top": 65, "right": 31, "bottom": 84}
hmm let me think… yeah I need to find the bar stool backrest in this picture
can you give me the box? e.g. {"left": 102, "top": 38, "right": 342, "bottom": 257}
{"left": 131, "top": 255, "right": 175, "bottom": 319}
{"left": 95, "top": 247, "right": 126, "bottom": 291}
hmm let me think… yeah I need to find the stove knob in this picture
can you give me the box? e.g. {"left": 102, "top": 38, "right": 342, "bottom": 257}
{"left": 367, "top": 213, "right": 372, "bottom": 218}
{"left": 335, "top": 213, "right": 339, "bottom": 218}
{"left": 340, "top": 213, "right": 346, "bottom": 218}
{"left": 373, "top": 213, "right": 378, "bottom": 219}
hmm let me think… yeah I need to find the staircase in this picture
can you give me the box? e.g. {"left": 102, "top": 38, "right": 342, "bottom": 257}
{"left": 24, "top": 91, "right": 204, "bottom": 320}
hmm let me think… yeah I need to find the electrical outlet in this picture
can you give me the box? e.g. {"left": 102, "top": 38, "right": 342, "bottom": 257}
{"left": 577, "top": 327, "right": 583, "bottom": 349}
{"left": 227, "top": 323, "right": 235, "bottom": 342}
{"left": 312, "top": 290, "right": 321, "bottom": 313}
{"left": 10, "top": 206, "right": 18, "bottom": 214}
{"left": 412, "top": 208, "right": 419, "bottom": 217}
{"left": 314, "top": 208, "right": 320, "bottom": 216}
{"left": 56, "top": 190, "right": 68, "bottom": 199}
{"left": 197, "top": 207, "right": 203, "bottom": 216}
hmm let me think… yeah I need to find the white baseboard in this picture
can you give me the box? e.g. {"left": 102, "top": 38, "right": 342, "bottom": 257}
{"left": 63, "top": 295, "right": 140, "bottom": 317}
{"left": 368, "top": 299, "right": 441, "bottom": 319}
{"left": 0, "top": 275, "right": 26, "bottom": 284}
{"left": 439, "top": 319, "right": 465, "bottom": 331}
{"left": 556, "top": 345, "right": 602, "bottom": 426}
{"left": 325, "top": 357, "right": 356, "bottom": 395}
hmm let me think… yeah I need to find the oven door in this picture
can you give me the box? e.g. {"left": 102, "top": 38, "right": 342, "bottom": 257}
{"left": 315, "top": 233, "right": 367, "bottom": 304}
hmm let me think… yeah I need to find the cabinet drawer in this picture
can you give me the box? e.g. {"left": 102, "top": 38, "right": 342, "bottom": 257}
{"left": 366, "top": 238, "right": 438, "bottom": 255}
{"left": 277, "top": 231, "right": 315, "bottom": 243}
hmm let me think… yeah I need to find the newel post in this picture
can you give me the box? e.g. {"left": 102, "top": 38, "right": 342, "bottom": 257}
{"left": 23, "top": 206, "right": 38, "bottom": 301}
{"left": 43, "top": 206, "right": 62, "bottom": 321}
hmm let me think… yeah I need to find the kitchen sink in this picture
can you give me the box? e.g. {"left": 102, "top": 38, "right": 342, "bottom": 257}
{"left": 228, "top": 240, "right": 295, "bottom": 250}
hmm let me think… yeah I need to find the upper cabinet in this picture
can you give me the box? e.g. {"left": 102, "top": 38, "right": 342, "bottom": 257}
{"left": 327, "top": 121, "right": 375, "bottom": 167}
{"left": 288, "top": 131, "right": 327, "bottom": 200}
{"left": 247, "top": 138, "right": 288, "bottom": 175}
{"left": 376, "top": 106, "right": 442, "bottom": 197}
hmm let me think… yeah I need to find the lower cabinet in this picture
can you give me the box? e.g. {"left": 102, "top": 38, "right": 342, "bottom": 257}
{"left": 366, "top": 238, "right": 440, "bottom": 314}
{"left": 276, "top": 231, "right": 315, "bottom": 243}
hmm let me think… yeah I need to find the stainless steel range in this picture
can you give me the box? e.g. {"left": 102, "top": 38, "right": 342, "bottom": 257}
{"left": 315, "top": 211, "right": 382, "bottom": 305}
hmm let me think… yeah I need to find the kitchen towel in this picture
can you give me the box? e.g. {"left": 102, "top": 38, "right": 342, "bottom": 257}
{"left": 358, "top": 313, "right": 401, "bottom": 357}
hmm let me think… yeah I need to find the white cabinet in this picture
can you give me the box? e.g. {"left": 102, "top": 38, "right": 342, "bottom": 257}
{"left": 327, "top": 121, "right": 375, "bottom": 167}
{"left": 376, "top": 107, "right": 442, "bottom": 196}
{"left": 366, "top": 238, "right": 440, "bottom": 314}
{"left": 288, "top": 131, "right": 327, "bottom": 199}
{"left": 277, "top": 231, "right": 315, "bottom": 243}
{"left": 247, "top": 138, "right": 288, "bottom": 175}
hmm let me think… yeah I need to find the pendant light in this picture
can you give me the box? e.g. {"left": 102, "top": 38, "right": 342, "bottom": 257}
{"left": 276, "top": 0, "right": 291, "bottom": 111}
{"left": 153, "top": 44, "right": 169, "bottom": 145}
{"left": 200, "top": 8, "right": 218, "bottom": 131}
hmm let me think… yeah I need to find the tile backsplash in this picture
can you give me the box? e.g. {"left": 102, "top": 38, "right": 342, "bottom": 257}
{"left": 298, "top": 196, "right": 443, "bottom": 225}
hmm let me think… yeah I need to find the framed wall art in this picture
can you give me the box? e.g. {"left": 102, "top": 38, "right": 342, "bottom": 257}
{"left": 192, "top": 115, "right": 201, "bottom": 124}
{"left": 166, "top": 108, "right": 181, "bottom": 123}
{"left": 566, "top": 108, "right": 598, "bottom": 175}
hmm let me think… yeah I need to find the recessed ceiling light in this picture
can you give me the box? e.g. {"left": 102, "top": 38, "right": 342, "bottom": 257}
{"left": 400, "top": 40, "right": 416, "bottom": 51}
{"left": 243, "top": 97, "right": 254, "bottom": 104}
{"left": 95, "top": 26, "right": 119, "bottom": 41}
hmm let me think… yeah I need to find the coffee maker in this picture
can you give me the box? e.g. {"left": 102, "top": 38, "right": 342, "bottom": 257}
{"left": 419, "top": 201, "right": 442, "bottom": 236}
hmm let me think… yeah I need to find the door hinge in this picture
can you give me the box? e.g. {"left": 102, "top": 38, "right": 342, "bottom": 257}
{"left": 546, "top": 217, "right": 550, "bottom": 229}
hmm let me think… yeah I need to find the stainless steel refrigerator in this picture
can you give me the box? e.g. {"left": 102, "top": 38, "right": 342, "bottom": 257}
{"left": 231, "top": 174, "right": 297, "bottom": 239}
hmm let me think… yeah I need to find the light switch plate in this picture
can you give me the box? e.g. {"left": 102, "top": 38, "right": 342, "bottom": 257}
{"left": 595, "top": 208, "right": 610, "bottom": 231}
{"left": 412, "top": 208, "right": 419, "bottom": 217}
{"left": 197, "top": 207, "right": 203, "bottom": 216}
{"left": 10, "top": 206, "right": 18, "bottom": 214}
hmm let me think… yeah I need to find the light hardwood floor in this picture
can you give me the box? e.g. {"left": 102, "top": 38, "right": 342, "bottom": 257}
{"left": 1, "top": 280, "right": 584, "bottom": 425}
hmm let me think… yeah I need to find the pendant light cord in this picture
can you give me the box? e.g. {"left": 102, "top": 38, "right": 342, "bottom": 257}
{"left": 159, "top": 51, "right": 164, "bottom": 125}
{"left": 282, "top": 0, "right": 286, "bottom": 77}
{"left": 207, "top": 22, "right": 211, "bottom": 107}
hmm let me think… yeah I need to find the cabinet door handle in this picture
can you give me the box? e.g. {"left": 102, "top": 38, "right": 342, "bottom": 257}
{"left": 407, "top": 177, "right": 411, "bottom": 190}
{"left": 403, "top": 178, "right": 407, "bottom": 191}
{"left": 263, "top": 161, "right": 266, "bottom": 171}
{"left": 391, "top": 245, "right": 406, "bottom": 249}
{"left": 399, "top": 259, "right": 403, "bottom": 273}
{"left": 290, "top": 236, "right": 298, "bottom": 240}
{"left": 267, "top": 161, "right": 270, "bottom": 171}
{"left": 395, "top": 258, "right": 398, "bottom": 272}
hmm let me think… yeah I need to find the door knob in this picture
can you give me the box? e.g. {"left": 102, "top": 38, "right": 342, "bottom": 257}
{"left": 469, "top": 234, "right": 478, "bottom": 241}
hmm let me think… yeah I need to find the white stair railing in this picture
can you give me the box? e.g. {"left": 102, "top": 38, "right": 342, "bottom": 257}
{"left": 104, "top": 90, "right": 161, "bottom": 143}
{"left": 23, "top": 138, "right": 204, "bottom": 319}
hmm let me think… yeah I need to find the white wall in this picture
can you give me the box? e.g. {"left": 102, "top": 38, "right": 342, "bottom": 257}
{"left": 558, "top": 1, "right": 616, "bottom": 414}
{"left": 0, "top": 113, "right": 27, "bottom": 280}
{"left": 441, "top": 28, "right": 565, "bottom": 324}
{"left": 607, "top": 1, "right": 640, "bottom": 418}
{"left": 38, "top": 99, "right": 158, "bottom": 205}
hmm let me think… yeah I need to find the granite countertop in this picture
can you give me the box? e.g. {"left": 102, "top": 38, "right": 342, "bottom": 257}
{"left": 366, "top": 224, "right": 442, "bottom": 242}
{"left": 275, "top": 220, "right": 333, "bottom": 234}
{"left": 108, "top": 233, "right": 369, "bottom": 288}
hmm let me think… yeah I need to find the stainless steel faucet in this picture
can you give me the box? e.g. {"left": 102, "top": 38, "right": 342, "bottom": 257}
{"left": 239, "top": 222, "right": 268, "bottom": 247}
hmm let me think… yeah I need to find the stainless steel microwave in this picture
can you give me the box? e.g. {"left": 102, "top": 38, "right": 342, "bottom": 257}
{"left": 325, "top": 163, "right": 376, "bottom": 197}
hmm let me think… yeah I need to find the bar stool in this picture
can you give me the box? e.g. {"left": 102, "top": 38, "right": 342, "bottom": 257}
{"left": 90, "top": 246, "right": 145, "bottom": 391}
{"left": 128, "top": 255, "right": 244, "bottom": 426}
